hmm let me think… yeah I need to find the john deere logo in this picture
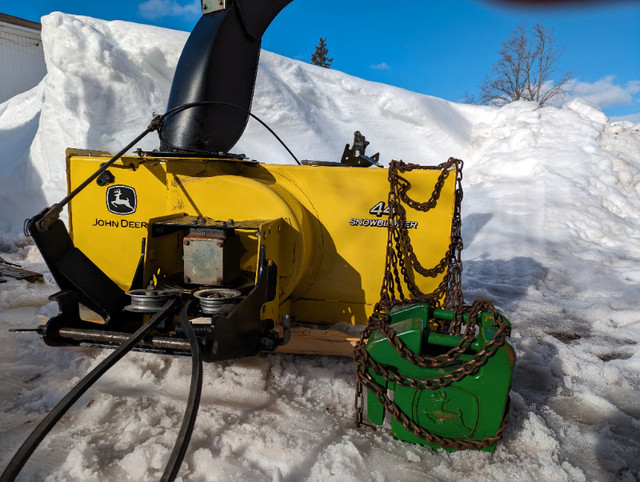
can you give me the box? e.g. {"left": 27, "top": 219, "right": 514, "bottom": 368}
{"left": 106, "top": 185, "right": 137, "bottom": 215}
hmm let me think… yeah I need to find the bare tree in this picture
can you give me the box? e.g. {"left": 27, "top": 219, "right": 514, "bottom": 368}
{"left": 475, "top": 24, "right": 571, "bottom": 106}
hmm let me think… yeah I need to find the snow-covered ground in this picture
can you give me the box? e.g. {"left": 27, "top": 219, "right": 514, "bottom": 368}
{"left": 1, "top": 12, "right": 640, "bottom": 481}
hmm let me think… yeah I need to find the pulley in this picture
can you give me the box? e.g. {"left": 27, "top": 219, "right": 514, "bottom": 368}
{"left": 126, "top": 288, "right": 181, "bottom": 313}
{"left": 194, "top": 288, "right": 242, "bottom": 315}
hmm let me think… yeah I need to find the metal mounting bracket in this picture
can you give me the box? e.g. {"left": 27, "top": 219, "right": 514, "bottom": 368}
{"left": 202, "top": 0, "right": 226, "bottom": 14}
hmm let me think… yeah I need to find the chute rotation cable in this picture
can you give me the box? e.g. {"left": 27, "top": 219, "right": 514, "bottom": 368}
{"left": 27, "top": 101, "right": 299, "bottom": 235}
{"left": 157, "top": 100, "right": 301, "bottom": 165}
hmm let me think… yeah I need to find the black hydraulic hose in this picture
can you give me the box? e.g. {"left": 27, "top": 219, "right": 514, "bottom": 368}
{"left": 0, "top": 299, "right": 177, "bottom": 482}
{"left": 161, "top": 300, "right": 203, "bottom": 482}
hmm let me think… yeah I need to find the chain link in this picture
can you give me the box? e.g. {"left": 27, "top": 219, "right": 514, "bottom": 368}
{"left": 354, "top": 159, "right": 510, "bottom": 450}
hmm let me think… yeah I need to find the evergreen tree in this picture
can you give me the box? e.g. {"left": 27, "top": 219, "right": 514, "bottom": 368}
{"left": 311, "top": 37, "right": 333, "bottom": 68}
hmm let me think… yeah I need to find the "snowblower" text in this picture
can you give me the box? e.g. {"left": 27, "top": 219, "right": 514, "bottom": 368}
{"left": 349, "top": 218, "right": 418, "bottom": 229}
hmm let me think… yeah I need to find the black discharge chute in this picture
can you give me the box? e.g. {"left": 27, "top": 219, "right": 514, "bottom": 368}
{"left": 160, "top": 0, "right": 293, "bottom": 155}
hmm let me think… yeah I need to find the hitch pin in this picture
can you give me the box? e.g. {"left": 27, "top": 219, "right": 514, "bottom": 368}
{"left": 9, "top": 327, "right": 44, "bottom": 334}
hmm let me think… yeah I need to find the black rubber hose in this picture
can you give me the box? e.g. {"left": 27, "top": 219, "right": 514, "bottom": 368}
{"left": 161, "top": 300, "right": 203, "bottom": 482}
{"left": 0, "top": 299, "right": 178, "bottom": 482}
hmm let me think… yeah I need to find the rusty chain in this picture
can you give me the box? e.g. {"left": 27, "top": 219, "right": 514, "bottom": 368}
{"left": 354, "top": 159, "right": 511, "bottom": 450}
{"left": 377, "top": 158, "right": 464, "bottom": 311}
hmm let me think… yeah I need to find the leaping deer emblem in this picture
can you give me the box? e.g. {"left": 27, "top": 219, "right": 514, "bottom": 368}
{"left": 110, "top": 188, "right": 134, "bottom": 212}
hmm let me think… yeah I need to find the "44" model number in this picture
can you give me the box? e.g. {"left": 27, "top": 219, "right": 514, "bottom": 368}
{"left": 369, "top": 201, "right": 390, "bottom": 217}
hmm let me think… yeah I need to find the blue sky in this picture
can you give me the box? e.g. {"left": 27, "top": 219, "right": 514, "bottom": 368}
{"left": 4, "top": 0, "right": 640, "bottom": 120}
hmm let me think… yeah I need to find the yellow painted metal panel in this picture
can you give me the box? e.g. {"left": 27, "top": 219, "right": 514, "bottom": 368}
{"left": 67, "top": 153, "right": 457, "bottom": 325}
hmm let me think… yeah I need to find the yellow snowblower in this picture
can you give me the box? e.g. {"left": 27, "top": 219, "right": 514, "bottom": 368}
{"left": 3, "top": 1, "right": 514, "bottom": 479}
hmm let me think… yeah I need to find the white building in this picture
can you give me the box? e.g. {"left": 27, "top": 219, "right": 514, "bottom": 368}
{"left": 0, "top": 13, "right": 46, "bottom": 104}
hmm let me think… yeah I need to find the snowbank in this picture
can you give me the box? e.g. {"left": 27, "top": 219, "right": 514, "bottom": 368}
{"left": 1, "top": 13, "right": 640, "bottom": 481}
